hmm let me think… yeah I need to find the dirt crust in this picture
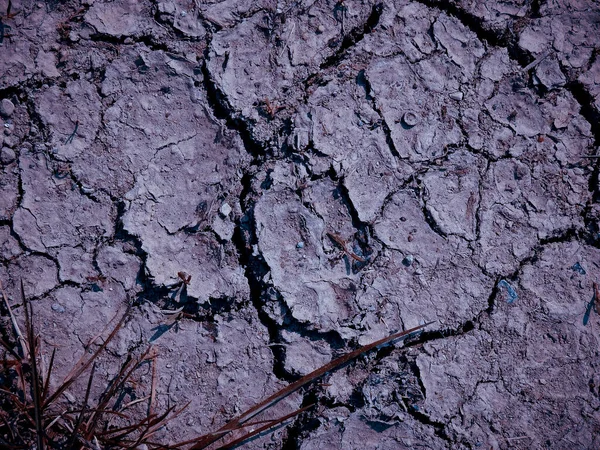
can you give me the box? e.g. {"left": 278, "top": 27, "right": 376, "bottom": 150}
{"left": 1, "top": 0, "right": 599, "bottom": 448}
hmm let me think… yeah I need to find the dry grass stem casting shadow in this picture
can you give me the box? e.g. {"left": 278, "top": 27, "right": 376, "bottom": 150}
{"left": 0, "top": 279, "right": 432, "bottom": 449}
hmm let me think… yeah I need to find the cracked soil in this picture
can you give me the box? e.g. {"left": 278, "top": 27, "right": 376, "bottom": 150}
{"left": 1, "top": 0, "right": 600, "bottom": 448}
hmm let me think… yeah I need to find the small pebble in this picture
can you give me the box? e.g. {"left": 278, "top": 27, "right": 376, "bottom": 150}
{"left": 402, "top": 111, "right": 419, "bottom": 127}
{"left": 449, "top": 91, "right": 464, "bottom": 101}
{"left": 402, "top": 255, "right": 414, "bottom": 267}
{"left": 0, "top": 99, "right": 15, "bottom": 117}
{"left": 0, "top": 147, "right": 15, "bottom": 164}
{"left": 51, "top": 303, "right": 66, "bottom": 313}
{"left": 317, "top": 24, "right": 325, "bottom": 33}
{"left": 296, "top": 241, "right": 305, "bottom": 249}
{"left": 220, "top": 202, "right": 232, "bottom": 217}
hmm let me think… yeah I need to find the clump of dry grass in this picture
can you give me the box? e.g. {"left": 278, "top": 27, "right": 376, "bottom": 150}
{"left": 0, "top": 279, "right": 431, "bottom": 449}
{"left": 0, "top": 279, "right": 186, "bottom": 449}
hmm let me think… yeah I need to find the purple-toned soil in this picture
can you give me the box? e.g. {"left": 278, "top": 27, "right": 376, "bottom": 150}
{"left": 1, "top": 0, "right": 599, "bottom": 448}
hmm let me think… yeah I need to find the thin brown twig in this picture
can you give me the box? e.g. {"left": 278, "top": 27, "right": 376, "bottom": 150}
{"left": 327, "top": 232, "right": 366, "bottom": 262}
{"left": 216, "top": 404, "right": 314, "bottom": 450}
{"left": 187, "top": 321, "right": 433, "bottom": 449}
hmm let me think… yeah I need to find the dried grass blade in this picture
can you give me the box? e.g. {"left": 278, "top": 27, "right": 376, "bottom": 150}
{"left": 66, "top": 408, "right": 130, "bottom": 420}
{"left": 67, "top": 362, "right": 96, "bottom": 448}
{"left": 44, "top": 306, "right": 130, "bottom": 408}
{"left": 97, "top": 412, "right": 160, "bottom": 437}
{"left": 0, "top": 358, "right": 20, "bottom": 368}
{"left": 0, "top": 336, "right": 20, "bottom": 360}
{"left": 217, "top": 404, "right": 314, "bottom": 450}
{"left": 189, "top": 321, "right": 433, "bottom": 449}
{"left": 0, "top": 436, "right": 20, "bottom": 450}
{"left": 22, "top": 280, "right": 44, "bottom": 450}
{"left": 0, "top": 279, "right": 27, "bottom": 359}
{"left": 41, "top": 347, "right": 56, "bottom": 403}
{"left": 121, "top": 396, "right": 150, "bottom": 411}
{"left": 83, "top": 309, "right": 120, "bottom": 351}
{"left": 85, "top": 346, "right": 154, "bottom": 438}
{"left": 65, "top": 305, "right": 129, "bottom": 380}
{"left": 141, "top": 401, "right": 191, "bottom": 442}
{"left": 149, "top": 348, "right": 158, "bottom": 417}
{"left": 167, "top": 430, "right": 231, "bottom": 449}
{"left": 14, "top": 361, "right": 27, "bottom": 404}
{"left": 0, "top": 387, "right": 27, "bottom": 407}
{"left": 101, "top": 406, "right": 174, "bottom": 443}
{"left": 0, "top": 410, "right": 17, "bottom": 442}
{"left": 85, "top": 355, "right": 136, "bottom": 437}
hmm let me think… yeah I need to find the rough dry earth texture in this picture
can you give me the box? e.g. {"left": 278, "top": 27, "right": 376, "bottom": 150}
{"left": 1, "top": 0, "right": 600, "bottom": 448}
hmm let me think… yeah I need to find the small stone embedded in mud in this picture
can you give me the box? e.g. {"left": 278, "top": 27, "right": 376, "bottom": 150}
{"left": 402, "top": 254, "right": 414, "bottom": 266}
{"left": 219, "top": 202, "right": 232, "bottom": 217}
{"left": 51, "top": 303, "right": 66, "bottom": 313}
{"left": 0, "top": 147, "right": 16, "bottom": 164}
{"left": 0, "top": 99, "right": 15, "bottom": 117}
{"left": 449, "top": 91, "right": 464, "bottom": 101}
{"left": 402, "top": 111, "right": 419, "bottom": 127}
{"left": 296, "top": 241, "right": 305, "bottom": 249}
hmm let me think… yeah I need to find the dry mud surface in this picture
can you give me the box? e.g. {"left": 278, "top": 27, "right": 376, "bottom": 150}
{"left": 1, "top": 0, "right": 600, "bottom": 448}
